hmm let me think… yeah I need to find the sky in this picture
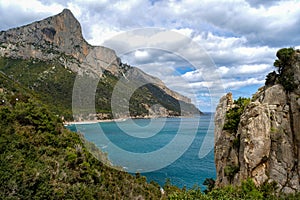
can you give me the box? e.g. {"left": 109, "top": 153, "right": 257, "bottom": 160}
{"left": 1, "top": 0, "right": 300, "bottom": 112}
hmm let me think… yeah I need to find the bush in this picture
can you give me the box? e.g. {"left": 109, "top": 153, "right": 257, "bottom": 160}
{"left": 203, "top": 178, "right": 215, "bottom": 193}
{"left": 223, "top": 97, "right": 250, "bottom": 133}
{"left": 224, "top": 165, "right": 239, "bottom": 179}
{"left": 0, "top": 92, "right": 162, "bottom": 199}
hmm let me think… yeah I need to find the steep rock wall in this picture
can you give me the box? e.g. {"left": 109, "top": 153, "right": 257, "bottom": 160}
{"left": 215, "top": 51, "right": 300, "bottom": 193}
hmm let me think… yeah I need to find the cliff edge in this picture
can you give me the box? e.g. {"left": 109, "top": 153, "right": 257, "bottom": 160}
{"left": 215, "top": 48, "right": 300, "bottom": 193}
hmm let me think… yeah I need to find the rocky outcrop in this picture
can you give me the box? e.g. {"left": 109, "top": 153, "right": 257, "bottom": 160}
{"left": 0, "top": 9, "right": 89, "bottom": 60}
{"left": 215, "top": 50, "right": 300, "bottom": 193}
{"left": 0, "top": 9, "right": 120, "bottom": 77}
{"left": 0, "top": 9, "right": 200, "bottom": 118}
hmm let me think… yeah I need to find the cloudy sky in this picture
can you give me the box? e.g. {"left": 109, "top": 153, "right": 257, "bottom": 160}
{"left": 1, "top": 0, "right": 300, "bottom": 112}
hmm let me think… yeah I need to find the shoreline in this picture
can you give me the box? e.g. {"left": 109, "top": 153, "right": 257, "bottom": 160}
{"left": 63, "top": 114, "right": 206, "bottom": 126}
{"left": 64, "top": 118, "right": 123, "bottom": 125}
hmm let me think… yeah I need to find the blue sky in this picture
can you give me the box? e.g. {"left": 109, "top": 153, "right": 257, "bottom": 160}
{"left": 1, "top": 0, "right": 300, "bottom": 112}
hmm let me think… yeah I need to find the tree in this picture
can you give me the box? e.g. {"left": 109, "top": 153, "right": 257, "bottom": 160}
{"left": 273, "top": 47, "right": 297, "bottom": 92}
{"left": 273, "top": 47, "right": 295, "bottom": 74}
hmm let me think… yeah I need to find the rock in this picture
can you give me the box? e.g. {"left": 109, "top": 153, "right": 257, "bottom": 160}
{"left": 214, "top": 93, "right": 236, "bottom": 186}
{"left": 238, "top": 102, "right": 271, "bottom": 185}
{"left": 215, "top": 53, "right": 300, "bottom": 193}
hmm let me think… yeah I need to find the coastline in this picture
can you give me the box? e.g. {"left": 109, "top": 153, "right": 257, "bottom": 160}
{"left": 63, "top": 114, "right": 205, "bottom": 126}
{"left": 63, "top": 118, "right": 123, "bottom": 126}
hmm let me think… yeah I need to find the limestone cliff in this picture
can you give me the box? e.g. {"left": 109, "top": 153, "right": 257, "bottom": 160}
{"left": 0, "top": 9, "right": 200, "bottom": 119}
{"left": 215, "top": 49, "right": 300, "bottom": 193}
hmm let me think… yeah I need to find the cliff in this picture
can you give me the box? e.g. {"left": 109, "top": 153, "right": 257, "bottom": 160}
{"left": 215, "top": 48, "right": 300, "bottom": 193}
{"left": 0, "top": 9, "right": 200, "bottom": 120}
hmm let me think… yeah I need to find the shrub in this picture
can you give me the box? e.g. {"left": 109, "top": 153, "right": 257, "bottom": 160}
{"left": 224, "top": 165, "right": 239, "bottom": 180}
{"left": 223, "top": 97, "right": 250, "bottom": 133}
{"left": 203, "top": 178, "right": 215, "bottom": 194}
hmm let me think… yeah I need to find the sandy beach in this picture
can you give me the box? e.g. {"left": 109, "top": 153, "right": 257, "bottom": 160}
{"left": 63, "top": 118, "right": 127, "bottom": 125}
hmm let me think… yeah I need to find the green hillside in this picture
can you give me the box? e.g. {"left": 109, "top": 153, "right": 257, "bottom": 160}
{"left": 0, "top": 57, "right": 199, "bottom": 122}
{"left": 0, "top": 84, "right": 163, "bottom": 199}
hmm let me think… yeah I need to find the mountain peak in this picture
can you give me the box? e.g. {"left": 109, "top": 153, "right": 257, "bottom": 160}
{"left": 0, "top": 9, "right": 90, "bottom": 60}
{"left": 53, "top": 8, "right": 80, "bottom": 31}
{"left": 62, "top": 8, "right": 73, "bottom": 15}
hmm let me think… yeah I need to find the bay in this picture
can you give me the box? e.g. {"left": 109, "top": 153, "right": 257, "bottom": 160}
{"left": 66, "top": 113, "right": 216, "bottom": 190}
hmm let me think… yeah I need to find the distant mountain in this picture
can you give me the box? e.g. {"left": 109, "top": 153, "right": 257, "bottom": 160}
{"left": 0, "top": 9, "right": 201, "bottom": 121}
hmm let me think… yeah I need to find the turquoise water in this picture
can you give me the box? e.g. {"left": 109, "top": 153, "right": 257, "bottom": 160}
{"left": 67, "top": 114, "right": 216, "bottom": 189}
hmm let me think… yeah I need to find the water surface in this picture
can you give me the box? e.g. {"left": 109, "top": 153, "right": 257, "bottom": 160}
{"left": 67, "top": 114, "right": 216, "bottom": 189}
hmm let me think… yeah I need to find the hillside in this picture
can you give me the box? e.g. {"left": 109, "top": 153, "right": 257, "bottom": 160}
{"left": 0, "top": 81, "right": 165, "bottom": 199}
{"left": 214, "top": 48, "right": 300, "bottom": 193}
{"left": 0, "top": 9, "right": 201, "bottom": 122}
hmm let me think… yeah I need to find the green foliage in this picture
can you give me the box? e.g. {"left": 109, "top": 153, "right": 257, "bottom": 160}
{"left": 232, "top": 136, "right": 240, "bottom": 149}
{"left": 168, "top": 179, "right": 280, "bottom": 200}
{"left": 168, "top": 186, "right": 208, "bottom": 200}
{"left": 273, "top": 47, "right": 297, "bottom": 92}
{"left": 0, "top": 57, "right": 198, "bottom": 121}
{"left": 224, "top": 165, "right": 239, "bottom": 179}
{"left": 278, "top": 73, "right": 297, "bottom": 92}
{"left": 0, "top": 57, "right": 75, "bottom": 120}
{"left": 203, "top": 178, "right": 215, "bottom": 194}
{"left": 265, "top": 71, "right": 278, "bottom": 86}
{"left": 163, "top": 178, "right": 182, "bottom": 196}
{"left": 0, "top": 91, "right": 162, "bottom": 199}
{"left": 274, "top": 47, "right": 295, "bottom": 73}
{"left": 223, "top": 97, "right": 250, "bottom": 133}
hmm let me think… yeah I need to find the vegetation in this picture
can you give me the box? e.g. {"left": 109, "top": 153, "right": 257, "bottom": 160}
{"left": 167, "top": 178, "right": 300, "bottom": 200}
{"left": 0, "top": 87, "right": 162, "bottom": 199}
{"left": 274, "top": 47, "right": 295, "bottom": 74}
{"left": 273, "top": 47, "right": 297, "bottom": 91}
{"left": 0, "top": 57, "right": 76, "bottom": 120}
{"left": 223, "top": 97, "right": 250, "bottom": 133}
{"left": 202, "top": 178, "right": 215, "bottom": 194}
{"left": 224, "top": 165, "right": 240, "bottom": 181}
{"left": 0, "top": 57, "right": 196, "bottom": 121}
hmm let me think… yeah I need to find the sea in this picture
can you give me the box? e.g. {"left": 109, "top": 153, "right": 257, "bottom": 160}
{"left": 66, "top": 113, "right": 216, "bottom": 190}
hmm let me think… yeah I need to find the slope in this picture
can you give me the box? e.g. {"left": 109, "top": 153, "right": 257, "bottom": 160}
{"left": 0, "top": 80, "right": 163, "bottom": 199}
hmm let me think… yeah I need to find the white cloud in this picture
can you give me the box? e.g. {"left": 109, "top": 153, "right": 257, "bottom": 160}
{"left": 218, "top": 66, "right": 230, "bottom": 75}
{"left": 224, "top": 78, "right": 265, "bottom": 89}
{"left": 236, "top": 64, "right": 271, "bottom": 74}
{"left": 172, "top": 28, "right": 194, "bottom": 38}
{"left": 182, "top": 69, "right": 203, "bottom": 82}
{"left": 0, "top": 0, "right": 64, "bottom": 30}
{"left": 87, "top": 24, "right": 121, "bottom": 45}
{"left": 1, "top": 0, "right": 299, "bottom": 110}
{"left": 134, "top": 50, "right": 149, "bottom": 58}
{"left": 0, "top": 0, "right": 63, "bottom": 14}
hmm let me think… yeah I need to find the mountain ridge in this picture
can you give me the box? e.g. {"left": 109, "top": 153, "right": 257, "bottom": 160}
{"left": 0, "top": 9, "right": 201, "bottom": 120}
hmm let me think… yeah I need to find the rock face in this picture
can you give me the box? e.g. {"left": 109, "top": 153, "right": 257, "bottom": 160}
{"left": 0, "top": 9, "right": 200, "bottom": 118}
{"left": 0, "top": 9, "right": 88, "bottom": 59}
{"left": 215, "top": 50, "right": 300, "bottom": 193}
{"left": 0, "top": 9, "right": 119, "bottom": 77}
